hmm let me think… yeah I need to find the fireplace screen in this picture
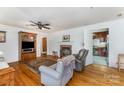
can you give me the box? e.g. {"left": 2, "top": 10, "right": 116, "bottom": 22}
{"left": 60, "top": 45, "right": 72, "bottom": 57}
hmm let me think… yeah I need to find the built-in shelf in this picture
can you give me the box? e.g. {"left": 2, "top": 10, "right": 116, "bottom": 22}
{"left": 19, "top": 32, "right": 37, "bottom": 61}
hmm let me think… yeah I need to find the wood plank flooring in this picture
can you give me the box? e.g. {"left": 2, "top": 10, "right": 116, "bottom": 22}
{"left": 9, "top": 57, "right": 124, "bottom": 86}
{"left": 68, "top": 64, "right": 124, "bottom": 86}
{"left": 10, "top": 62, "right": 41, "bottom": 86}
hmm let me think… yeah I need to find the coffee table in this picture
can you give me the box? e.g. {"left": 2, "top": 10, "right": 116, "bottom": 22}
{"left": 24, "top": 58, "right": 56, "bottom": 74}
{"left": 19, "top": 58, "right": 57, "bottom": 85}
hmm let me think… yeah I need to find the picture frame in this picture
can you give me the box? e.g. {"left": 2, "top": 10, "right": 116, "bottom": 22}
{"left": 0, "top": 31, "right": 6, "bottom": 43}
{"left": 62, "top": 35, "right": 70, "bottom": 42}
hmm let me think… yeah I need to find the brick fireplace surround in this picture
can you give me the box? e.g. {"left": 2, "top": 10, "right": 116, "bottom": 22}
{"left": 60, "top": 45, "right": 72, "bottom": 57}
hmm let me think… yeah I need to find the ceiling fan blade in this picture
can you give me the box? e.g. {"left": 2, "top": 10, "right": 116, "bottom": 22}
{"left": 30, "top": 24, "right": 37, "bottom": 26}
{"left": 28, "top": 21, "right": 51, "bottom": 30}
{"left": 43, "top": 23, "right": 50, "bottom": 26}
{"left": 26, "top": 24, "right": 37, "bottom": 26}
{"left": 30, "top": 21, "right": 38, "bottom": 25}
{"left": 43, "top": 26, "right": 50, "bottom": 29}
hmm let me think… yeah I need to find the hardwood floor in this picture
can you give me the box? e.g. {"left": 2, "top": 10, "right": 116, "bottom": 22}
{"left": 9, "top": 56, "right": 124, "bottom": 86}
{"left": 10, "top": 62, "right": 41, "bottom": 86}
{"left": 68, "top": 64, "right": 124, "bottom": 86}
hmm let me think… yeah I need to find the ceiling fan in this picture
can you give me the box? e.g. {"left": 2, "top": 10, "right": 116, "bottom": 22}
{"left": 27, "top": 21, "right": 50, "bottom": 30}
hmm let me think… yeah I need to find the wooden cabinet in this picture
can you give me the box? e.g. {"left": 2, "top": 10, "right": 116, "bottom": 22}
{"left": 0, "top": 67, "right": 15, "bottom": 86}
{"left": 19, "top": 32, "right": 37, "bottom": 62}
{"left": 21, "top": 52, "right": 36, "bottom": 61}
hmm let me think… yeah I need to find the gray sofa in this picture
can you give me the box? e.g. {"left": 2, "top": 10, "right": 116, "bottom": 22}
{"left": 39, "top": 55, "right": 75, "bottom": 86}
{"left": 74, "top": 49, "right": 89, "bottom": 71}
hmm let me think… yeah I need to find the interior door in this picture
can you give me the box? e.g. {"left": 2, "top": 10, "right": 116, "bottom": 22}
{"left": 42, "top": 37, "right": 47, "bottom": 54}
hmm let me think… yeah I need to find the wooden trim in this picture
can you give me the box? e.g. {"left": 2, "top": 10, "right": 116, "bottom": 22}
{"left": 19, "top": 31, "right": 37, "bottom": 35}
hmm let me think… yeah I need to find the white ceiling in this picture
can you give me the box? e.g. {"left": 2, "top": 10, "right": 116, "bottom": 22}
{"left": 0, "top": 7, "right": 124, "bottom": 32}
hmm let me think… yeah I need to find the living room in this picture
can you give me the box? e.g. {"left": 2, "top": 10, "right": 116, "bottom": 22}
{"left": 1, "top": 7, "right": 124, "bottom": 86}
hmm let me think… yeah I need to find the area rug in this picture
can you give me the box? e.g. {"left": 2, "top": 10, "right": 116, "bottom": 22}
{"left": 24, "top": 58, "right": 56, "bottom": 74}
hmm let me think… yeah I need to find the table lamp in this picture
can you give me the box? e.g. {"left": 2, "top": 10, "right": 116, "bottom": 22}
{"left": 0, "top": 51, "right": 3, "bottom": 56}
{"left": 0, "top": 51, "right": 4, "bottom": 61}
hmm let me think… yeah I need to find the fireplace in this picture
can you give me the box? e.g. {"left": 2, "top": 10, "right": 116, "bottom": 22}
{"left": 60, "top": 45, "right": 72, "bottom": 57}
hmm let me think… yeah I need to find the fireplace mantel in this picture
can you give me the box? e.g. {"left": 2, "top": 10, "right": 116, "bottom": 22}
{"left": 56, "top": 41, "right": 74, "bottom": 44}
{"left": 60, "top": 45, "right": 72, "bottom": 47}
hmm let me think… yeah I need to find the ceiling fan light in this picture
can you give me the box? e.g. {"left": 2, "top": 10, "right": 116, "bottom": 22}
{"left": 42, "top": 27, "right": 45, "bottom": 30}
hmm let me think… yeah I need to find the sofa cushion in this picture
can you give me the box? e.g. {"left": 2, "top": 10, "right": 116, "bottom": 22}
{"left": 57, "top": 55, "right": 75, "bottom": 66}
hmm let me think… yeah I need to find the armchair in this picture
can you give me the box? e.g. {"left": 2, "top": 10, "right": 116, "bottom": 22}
{"left": 39, "top": 55, "right": 75, "bottom": 86}
{"left": 74, "top": 49, "right": 88, "bottom": 71}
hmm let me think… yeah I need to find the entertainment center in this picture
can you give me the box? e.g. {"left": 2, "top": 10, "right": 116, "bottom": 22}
{"left": 19, "top": 32, "right": 37, "bottom": 61}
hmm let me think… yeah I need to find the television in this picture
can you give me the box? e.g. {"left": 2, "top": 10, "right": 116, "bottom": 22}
{"left": 22, "top": 41, "right": 34, "bottom": 49}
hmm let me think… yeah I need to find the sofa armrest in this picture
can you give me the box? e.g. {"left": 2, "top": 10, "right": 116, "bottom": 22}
{"left": 39, "top": 65, "right": 61, "bottom": 79}
{"left": 75, "top": 58, "right": 82, "bottom": 63}
{"left": 49, "top": 64, "right": 56, "bottom": 70}
{"left": 73, "top": 54, "right": 78, "bottom": 57}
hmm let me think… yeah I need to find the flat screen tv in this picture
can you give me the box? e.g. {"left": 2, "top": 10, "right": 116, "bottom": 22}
{"left": 22, "top": 41, "right": 34, "bottom": 49}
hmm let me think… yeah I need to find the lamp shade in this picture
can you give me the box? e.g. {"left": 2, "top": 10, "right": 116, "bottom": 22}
{"left": 0, "top": 51, "right": 3, "bottom": 56}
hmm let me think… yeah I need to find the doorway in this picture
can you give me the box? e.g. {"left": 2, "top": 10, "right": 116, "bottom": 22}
{"left": 93, "top": 30, "right": 109, "bottom": 66}
{"left": 42, "top": 37, "right": 47, "bottom": 56}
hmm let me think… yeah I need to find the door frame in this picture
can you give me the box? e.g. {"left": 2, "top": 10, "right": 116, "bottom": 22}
{"left": 42, "top": 37, "right": 47, "bottom": 55}
{"left": 92, "top": 28, "right": 109, "bottom": 66}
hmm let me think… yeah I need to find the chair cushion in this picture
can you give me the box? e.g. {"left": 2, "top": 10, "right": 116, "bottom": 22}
{"left": 56, "top": 61, "right": 64, "bottom": 73}
{"left": 58, "top": 55, "right": 75, "bottom": 66}
{"left": 78, "top": 49, "right": 86, "bottom": 60}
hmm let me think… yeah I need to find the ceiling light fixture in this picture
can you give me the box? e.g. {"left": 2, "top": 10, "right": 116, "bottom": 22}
{"left": 117, "top": 11, "right": 124, "bottom": 17}
{"left": 117, "top": 13, "right": 123, "bottom": 17}
{"left": 90, "top": 7, "right": 94, "bottom": 9}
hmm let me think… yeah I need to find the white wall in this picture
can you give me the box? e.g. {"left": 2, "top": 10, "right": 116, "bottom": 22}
{"left": 1, "top": 18, "right": 124, "bottom": 68}
{"left": 0, "top": 24, "right": 46, "bottom": 63}
{"left": 47, "top": 27, "right": 84, "bottom": 55}
{"left": 83, "top": 18, "right": 124, "bottom": 68}
{"left": 47, "top": 18, "right": 124, "bottom": 68}
{"left": 47, "top": 27, "right": 92, "bottom": 65}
